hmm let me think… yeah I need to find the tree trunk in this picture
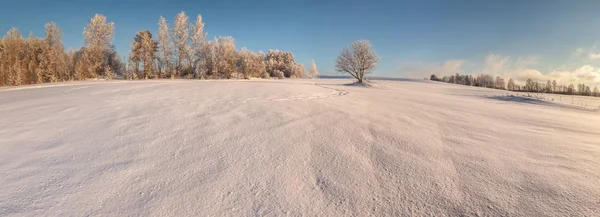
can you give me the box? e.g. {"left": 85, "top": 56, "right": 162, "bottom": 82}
{"left": 144, "top": 59, "right": 152, "bottom": 79}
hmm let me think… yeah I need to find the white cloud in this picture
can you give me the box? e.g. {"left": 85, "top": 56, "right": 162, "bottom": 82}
{"left": 482, "top": 54, "right": 509, "bottom": 74}
{"left": 399, "top": 60, "right": 466, "bottom": 78}
{"left": 478, "top": 53, "right": 600, "bottom": 86}
{"left": 588, "top": 52, "right": 600, "bottom": 59}
{"left": 399, "top": 48, "right": 600, "bottom": 86}
{"left": 514, "top": 56, "right": 539, "bottom": 68}
{"left": 506, "top": 65, "right": 600, "bottom": 86}
{"left": 507, "top": 69, "right": 544, "bottom": 82}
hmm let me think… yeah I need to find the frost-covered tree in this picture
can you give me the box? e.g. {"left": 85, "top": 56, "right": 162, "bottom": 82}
{"left": 494, "top": 76, "right": 505, "bottom": 90}
{"left": 81, "top": 14, "right": 114, "bottom": 78}
{"left": 0, "top": 38, "right": 4, "bottom": 85}
{"left": 104, "top": 46, "right": 125, "bottom": 78}
{"left": 126, "top": 53, "right": 138, "bottom": 80}
{"left": 264, "top": 50, "right": 302, "bottom": 78}
{"left": 567, "top": 84, "right": 575, "bottom": 95}
{"left": 83, "top": 14, "right": 114, "bottom": 50}
{"left": 427, "top": 70, "right": 599, "bottom": 98}
{"left": 200, "top": 40, "right": 217, "bottom": 78}
{"left": 0, "top": 19, "right": 120, "bottom": 86}
{"left": 172, "top": 11, "right": 190, "bottom": 77}
{"left": 309, "top": 59, "right": 319, "bottom": 78}
{"left": 593, "top": 86, "right": 599, "bottom": 97}
{"left": 157, "top": 16, "right": 174, "bottom": 78}
{"left": 583, "top": 85, "right": 592, "bottom": 96}
{"left": 43, "top": 22, "right": 69, "bottom": 82}
{"left": 507, "top": 78, "right": 515, "bottom": 91}
{"left": 74, "top": 47, "right": 88, "bottom": 80}
{"left": 44, "top": 22, "right": 62, "bottom": 48}
{"left": 335, "top": 40, "right": 379, "bottom": 83}
{"left": 190, "top": 15, "right": 206, "bottom": 79}
{"left": 128, "top": 47, "right": 141, "bottom": 76}
{"left": 25, "top": 34, "right": 46, "bottom": 84}
{"left": 467, "top": 75, "right": 474, "bottom": 86}
{"left": 130, "top": 30, "right": 158, "bottom": 79}
{"left": 0, "top": 29, "right": 64, "bottom": 84}
{"left": 213, "top": 36, "right": 237, "bottom": 78}
{"left": 474, "top": 74, "right": 494, "bottom": 88}
{"left": 104, "top": 65, "right": 114, "bottom": 80}
{"left": 291, "top": 64, "right": 305, "bottom": 78}
{"left": 159, "top": 12, "right": 208, "bottom": 78}
{"left": 196, "top": 36, "right": 237, "bottom": 79}
{"left": 0, "top": 11, "right": 317, "bottom": 86}
{"left": 65, "top": 49, "right": 75, "bottom": 81}
{"left": 272, "top": 69, "right": 284, "bottom": 79}
{"left": 237, "top": 47, "right": 266, "bottom": 79}
{"left": 2, "top": 28, "right": 25, "bottom": 85}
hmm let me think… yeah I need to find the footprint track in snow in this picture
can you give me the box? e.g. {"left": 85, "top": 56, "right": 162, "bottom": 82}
{"left": 197, "top": 83, "right": 349, "bottom": 105}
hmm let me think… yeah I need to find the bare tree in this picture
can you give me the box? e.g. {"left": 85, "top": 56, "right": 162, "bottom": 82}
{"left": 335, "top": 40, "right": 379, "bottom": 83}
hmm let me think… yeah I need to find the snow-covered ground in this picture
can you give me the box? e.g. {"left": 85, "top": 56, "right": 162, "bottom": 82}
{"left": 1, "top": 79, "right": 599, "bottom": 216}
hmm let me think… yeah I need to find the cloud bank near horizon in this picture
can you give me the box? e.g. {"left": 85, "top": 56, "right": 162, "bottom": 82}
{"left": 399, "top": 48, "right": 600, "bottom": 87}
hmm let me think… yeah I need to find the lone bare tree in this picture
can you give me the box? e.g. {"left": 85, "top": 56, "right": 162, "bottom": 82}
{"left": 335, "top": 40, "right": 379, "bottom": 83}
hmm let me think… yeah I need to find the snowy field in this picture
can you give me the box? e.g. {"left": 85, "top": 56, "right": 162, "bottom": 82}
{"left": 1, "top": 79, "right": 599, "bottom": 216}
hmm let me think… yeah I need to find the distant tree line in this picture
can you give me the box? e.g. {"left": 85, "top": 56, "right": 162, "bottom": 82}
{"left": 0, "top": 11, "right": 309, "bottom": 87}
{"left": 430, "top": 73, "right": 600, "bottom": 97}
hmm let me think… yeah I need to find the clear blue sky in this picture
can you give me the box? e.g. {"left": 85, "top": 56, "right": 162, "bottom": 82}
{"left": 2, "top": 0, "right": 600, "bottom": 84}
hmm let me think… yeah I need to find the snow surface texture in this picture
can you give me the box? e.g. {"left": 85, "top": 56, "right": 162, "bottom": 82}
{"left": 1, "top": 79, "right": 599, "bottom": 216}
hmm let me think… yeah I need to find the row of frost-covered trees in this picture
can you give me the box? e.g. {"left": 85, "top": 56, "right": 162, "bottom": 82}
{"left": 430, "top": 73, "right": 600, "bottom": 97}
{"left": 0, "top": 15, "right": 123, "bottom": 86}
{"left": 0, "top": 12, "right": 319, "bottom": 87}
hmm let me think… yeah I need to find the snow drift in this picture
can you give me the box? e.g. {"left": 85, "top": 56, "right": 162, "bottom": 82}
{"left": 1, "top": 79, "right": 599, "bottom": 216}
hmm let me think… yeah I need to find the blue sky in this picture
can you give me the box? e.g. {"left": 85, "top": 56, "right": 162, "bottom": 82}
{"left": 2, "top": 0, "right": 600, "bottom": 85}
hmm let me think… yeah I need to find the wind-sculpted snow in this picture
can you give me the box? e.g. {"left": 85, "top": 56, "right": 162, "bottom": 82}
{"left": 1, "top": 79, "right": 599, "bottom": 216}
